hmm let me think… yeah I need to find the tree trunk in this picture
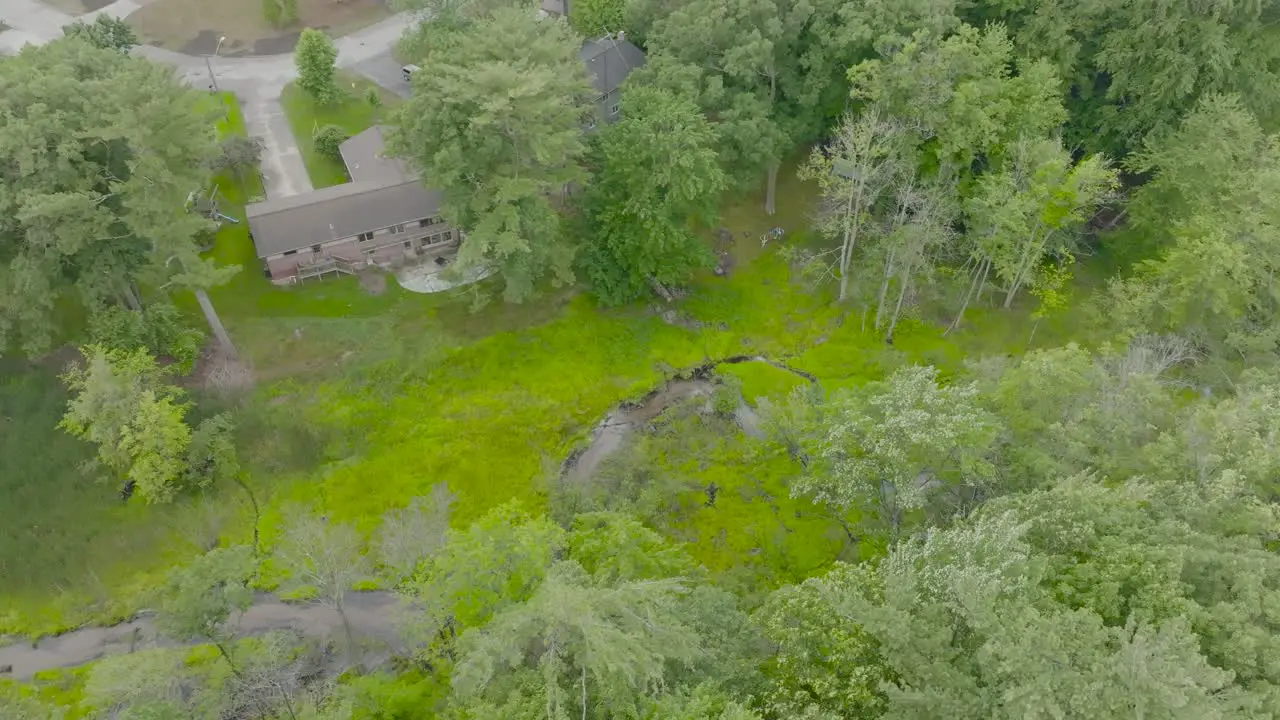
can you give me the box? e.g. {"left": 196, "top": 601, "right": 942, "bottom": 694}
{"left": 279, "top": 687, "right": 299, "bottom": 720}
{"left": 232, "top": 475, "right": 261, "bottom": 555}
{"left": 946, "top": 257, "right": 989, "bottom": 336}
{"left": 1003, "top": 225, "right": 1043, "bottom": 309}
{"left": 214, "top": 641, "right": 240, "bottom": 675}
{"left": 764, "top": 162, "right": 779, "bottom": 216}
{"left": 648, "top": 276, "right": 675, "bottom": 303}
{"left": 194, "top": 288, "right": 238, "bottom": 358}
{"left": 119, "top": 282, "right": 142, "bottom": 312}
{"left": 336, "top": 599, "right": 354, "bottom": 650}
{"left": 886, "top": 273, "right": 910, "bottom": 342}
{"left": 837, "top": 189, "right": 864, "bottom": 303}
{"left": 874, "top": 249, "right": 896, "bottom": 330}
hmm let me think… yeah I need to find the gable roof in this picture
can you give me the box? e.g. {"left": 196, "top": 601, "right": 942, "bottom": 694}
{"left": 246, "top": 126, "right": 444, "bottom": 258}
{"left": 340, "top": 126, "right": 415, "bottom": 185}
{"left": 246, "top": 180, "right": 443, "bottom": 257}
{"left": 580, "top": 34, "right": 646, "bottom": 96}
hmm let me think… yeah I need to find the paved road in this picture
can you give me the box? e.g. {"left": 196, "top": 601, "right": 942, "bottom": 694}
{"left": 349, "top": 51, "right": 412, "bottom": 98}
{"left": 239, "top": 84, "right": 313, "bottom": 199}
{"left": 0, "top": 2, "right": 420, "bottom": 200}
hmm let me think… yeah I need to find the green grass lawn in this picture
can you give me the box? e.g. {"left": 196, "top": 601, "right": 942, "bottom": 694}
{"left": 0, "top": 92, "right": 1120, "bottom": 636}
{"left": 0, "top": 361, "right": 229, "bottom": 639}
{"left": 280, "top": 73, "right": 400, "bottom": 189}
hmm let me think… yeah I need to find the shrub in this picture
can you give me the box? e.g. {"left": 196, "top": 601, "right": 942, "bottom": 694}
{"left": 313, "top": 124, "right": 350, "bottom": 160}
{"left": 87, "top": 302, "right": 204, "bottom": 373}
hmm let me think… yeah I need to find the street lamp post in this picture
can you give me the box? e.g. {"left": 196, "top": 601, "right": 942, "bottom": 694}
{"left": 205, "top": 36, "right": 227, "bottom": 93}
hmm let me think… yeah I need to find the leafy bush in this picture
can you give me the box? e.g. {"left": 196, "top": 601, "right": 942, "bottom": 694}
{"left": 87, "top": 302, "right": 204, "bottom": 373}
{"left": 312, "top": 124, "right": 350, "bottom": 160}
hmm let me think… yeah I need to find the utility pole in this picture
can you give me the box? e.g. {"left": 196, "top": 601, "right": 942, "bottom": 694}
{"left": 205, "top": 36, "right": 227, "bottom": 93}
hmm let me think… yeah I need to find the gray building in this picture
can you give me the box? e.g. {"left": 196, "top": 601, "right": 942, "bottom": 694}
{"left": 246, "top": 35, "right": 646, "bottom": 282}
{"left": 247, "top": 126, "right": 457, "bottom": 283}
{"left": 581, "top": 32, "right": 646, "bottom": 128}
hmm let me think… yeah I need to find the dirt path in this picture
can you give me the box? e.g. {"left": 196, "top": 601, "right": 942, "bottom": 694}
{"left": 0, "top": 590, "right": 402, "bottom": 680}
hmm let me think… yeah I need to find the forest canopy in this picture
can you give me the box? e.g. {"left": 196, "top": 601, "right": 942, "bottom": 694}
{"left": 4, "top": 0, "right": 1280, "bottom": 717}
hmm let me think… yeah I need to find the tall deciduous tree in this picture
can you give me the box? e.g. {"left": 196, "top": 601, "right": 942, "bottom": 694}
{"left": 0, "top": 39, "right": 218, "bottom": 355}
{"left": 376, "top": 482, "right": 456, "bottom": 583}
{"left": 409, "top": 503, "right": 565, "bottom": 652}
{"left": 872, "top": 174, "right": 958, "bottom": 340}
{"left": 274, "top": 509, "right": 371, "bottom": 645}
{"left": 451, "top": 561, "right": 703, "bottom": 719}
{"left": 958, "top": 137, "right": 1116, "bottom": 317}
{"left": 849, "top": 23, "right": 1065, "bottom": 173}
{"left": 221, "top": 632, "right": 324, "bottom": 720}
{"left": 390, "top": 8, "right": 594, "bottom": 301}
{"left": 753, "top": 564, "right": 889, "bottom": 719}
{"left": 62, "top": 15, "right": 138, "bottom": 53}
{"left": 821, "top": 509, "right": 1240, "bottom": 719}
{"left": 580, "top": 85, "right": 725, "bottom": 304}
{"left": 987, "top": 0, "right": 1280, "bottom": 156}
{"left": 60, "top": 346, "right": 194, "bottom": 503}
{"left": 294, "top": 29, "right": 339, "bottom": 105}
{"left": 795, "top": 365, "right": 1001, "bottom": 540}
{"left": 210, "top": 135, "right": 265, "bottom": 191}
{"left": 1113, "top": 95, "right": 1280, "bottom": 360}
{"left": 637, "top": 0, "right": 809, "bottom": 215}
{"left": 797, "top": 108, "right": 908, "bottom": 303}
{"left": 156, "top": 545, "right": 256, "bottom": 671}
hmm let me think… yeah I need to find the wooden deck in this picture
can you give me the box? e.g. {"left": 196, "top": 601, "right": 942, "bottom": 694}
{"left": 295, "top": 256, "right": 360, "bottom": 283}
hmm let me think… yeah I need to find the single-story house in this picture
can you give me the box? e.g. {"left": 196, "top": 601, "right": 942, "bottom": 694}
{"left": 246, "top": 34, "right": 646, "bottom": 283}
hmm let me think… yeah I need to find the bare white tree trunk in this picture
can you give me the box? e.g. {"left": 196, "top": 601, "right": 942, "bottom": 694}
{"left": 194, "top": 288, "right": 237, "bottom": 358}
{"left": 648, "top": 276, "right": 675, "bottom": 303}
{"left": 765, "top": 162, "right": 779, "bottom": 216}
{"left": 875, "top": 249, "right": 897, "bottom": 330}
{"left": 947, "top": 257, "right": 990, "bottom": 336}
{"left": 1003, "top": 225, "right": 1043, "bottom": 309}
{"left": 886, "top": 271, "right": 910, "bottom": 341}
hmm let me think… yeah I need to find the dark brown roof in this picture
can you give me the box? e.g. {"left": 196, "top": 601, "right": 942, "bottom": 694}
{"left": 246, "top": 126, "right": 441, "bottom": 257}
{"left": 580, "top": 34, "right": 646, "bottom": 96}
{"left": 246, "top": 180, "right": 442, "bottom": 257}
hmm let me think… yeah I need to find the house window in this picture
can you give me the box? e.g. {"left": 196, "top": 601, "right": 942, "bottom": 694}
{"left": 610, "top": 103, "right": 620, "bottom": 116}
{"left": 283, "top": 249, "right": 297, "bottom": 256}
{"left": 310, "top": 244, "right": 322, "bottom": 253}
{"left": 403, "top": 240, "right": 412, "bottom": 249}
{"left": 358, "top": 231, "right": 374, "bottom": 242}
{"left": 444, "top": 231, "right": 453, "bottom": 241}
{"left": 389, "top": 224, "right": 406, "bottom": 234}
